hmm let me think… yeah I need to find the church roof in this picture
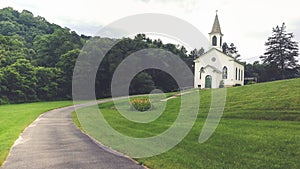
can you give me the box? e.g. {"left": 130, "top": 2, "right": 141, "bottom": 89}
{"left": 209, "top": 14, "right": 223, "bottom": 35}
{"left": 194, "top": 48, "right": 244, "bottom": 65}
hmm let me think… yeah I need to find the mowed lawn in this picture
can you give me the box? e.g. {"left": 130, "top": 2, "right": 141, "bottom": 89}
{"left": 0, "top": 101, "right": 73, "bottom": 166}
{"left": 74, "top": 78, "right": 300, "bottom": 169}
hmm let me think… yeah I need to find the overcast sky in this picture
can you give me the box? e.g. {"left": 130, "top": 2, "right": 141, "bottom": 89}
{"left": 1, "top": 0, "right": 299, "bottom": 63}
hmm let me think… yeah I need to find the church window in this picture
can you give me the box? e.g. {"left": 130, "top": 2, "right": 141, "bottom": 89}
{"left": 222, "top": 66, "right": 228, "bottom": 79}
{"left": 235, "top": 68, "right": 238, "bottom": 80}
{"left": 241, "top": 70, "right": 243, "bottom": 81}
{"left": 200, "top": 67, "right": 204, "bottom": 79}
{"left": 212, "top": 36, "right": 217, "bottom": 46}
{"left": 211, "top": 57, "right": 216, "bottom": 62}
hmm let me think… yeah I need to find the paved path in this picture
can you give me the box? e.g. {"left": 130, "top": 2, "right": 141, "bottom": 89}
{"left": 1, "top": 100, "right": 145, "bottom": 169}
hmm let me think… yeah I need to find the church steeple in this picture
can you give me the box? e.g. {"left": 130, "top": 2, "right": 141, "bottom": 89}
{"left": 209, "top": 11, "right": 223, "bottom": 50}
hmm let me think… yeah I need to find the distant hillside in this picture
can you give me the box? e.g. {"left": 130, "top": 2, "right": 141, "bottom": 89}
{"left": 0, "top": 7, "right": 87, "bottom": 67}
{"left": 0, "top": 7, "right": 192, "bottom": 104}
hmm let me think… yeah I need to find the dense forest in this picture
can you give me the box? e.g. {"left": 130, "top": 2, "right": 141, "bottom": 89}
{"left": 0, "top": 7, "right": 299, "bottom": 104}
{"left": 0, "top": 7, "right": 193, "bottom": 104}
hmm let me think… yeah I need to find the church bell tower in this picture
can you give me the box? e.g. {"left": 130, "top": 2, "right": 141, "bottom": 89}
{"left": 209, "top": 11, "right": 223, "bottom": 50}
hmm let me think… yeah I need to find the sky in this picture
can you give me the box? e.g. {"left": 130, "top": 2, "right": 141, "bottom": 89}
{"left": 1, "top": 0, "right": 300, "bottom": 63}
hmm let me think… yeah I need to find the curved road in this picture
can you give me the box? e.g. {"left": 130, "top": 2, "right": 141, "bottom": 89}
{"left": 1, "top": 101, "right": 145, "bottom": 169}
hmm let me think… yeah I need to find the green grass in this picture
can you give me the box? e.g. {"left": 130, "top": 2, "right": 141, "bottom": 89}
{"left": 72, "top": 108, "right": 83, "bottom": 131}
{"left": 73, "top": 78, "right": 300, "bottom": 169}
{"left": 0, "top": 101, "right": 73, "bottom": 166}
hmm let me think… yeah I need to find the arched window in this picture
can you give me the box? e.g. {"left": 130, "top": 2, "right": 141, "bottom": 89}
{"left": 238, "top": 69, "right": 241, "bottom": 80}
{"left": 200, "top": 67, "right": 204, "bottom": 79}
{"left": 235, "top": 68, "right": 238, "bottom": 80}
{"left": 212, "top": 36, "right": 217, "bottom": 46}
{"left": 222, "top": 66, "right": 228, "bottom": 79}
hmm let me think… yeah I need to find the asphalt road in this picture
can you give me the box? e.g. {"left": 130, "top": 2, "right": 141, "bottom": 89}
{"left": 1, "top": 101, "right": 145, "bottom": 169}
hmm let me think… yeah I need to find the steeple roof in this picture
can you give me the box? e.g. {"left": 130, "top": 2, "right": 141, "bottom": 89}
{"left": 209, "top": 13, "right": 223, "bottom": 35}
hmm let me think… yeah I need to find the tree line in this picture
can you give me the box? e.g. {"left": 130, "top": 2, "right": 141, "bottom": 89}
{"left": 0, "top": 7, "right": 193, "bottom": 104}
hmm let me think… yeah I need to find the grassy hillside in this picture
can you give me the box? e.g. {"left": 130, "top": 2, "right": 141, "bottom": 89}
{"left": 224, "top": 78, "right": 300, "bottom": 121}
{"left": 74, "top": 78, "right": 300, "bottom": 169}
{"left": 0, "top": 101, "right": 73, "bottom": 166}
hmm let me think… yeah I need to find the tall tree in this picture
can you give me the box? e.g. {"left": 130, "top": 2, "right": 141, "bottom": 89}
{"left": 229, "top": 43, "right": 241, "bottom": 60}
{"left": 260, "top": 23, "right": 299, "bottom": 79}
{"left": 222, "top": 42, "right": 241, "bottom": 60}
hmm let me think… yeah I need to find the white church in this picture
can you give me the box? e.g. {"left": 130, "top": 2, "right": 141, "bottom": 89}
{"left": 194, "top": 13, "right": 244, "bottom": 88}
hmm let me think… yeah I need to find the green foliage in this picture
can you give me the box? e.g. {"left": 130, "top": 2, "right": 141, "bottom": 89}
{"left": 0, "top": 7, "right": 85, "bottom": 104}
{"left": 35, "top": 67, "right": 60, "bottom": 100}
{"left": 33, "top": 29, "right": 83, "bottom": 67}
{"left": 94, "top": 35, "right": 192, "bottom": 98}
{"left": 0, "top": 59, "right": 37, "bottom": 103}
{"left": 130, "top": 72, "right": 155, "bottom": 95}
{"left": 56, "top": 49, "right": 81, "bottom": 99}
{"left": 0, "top": 7, "right": 195, "bottom": 104}
{"left": 130, "top": 98, "right": 152, "bottom": 111}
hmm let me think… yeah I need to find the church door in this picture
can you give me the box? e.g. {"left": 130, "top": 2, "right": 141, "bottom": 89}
{"left": 205, "top": 75, "right": 212, "bottom": 88}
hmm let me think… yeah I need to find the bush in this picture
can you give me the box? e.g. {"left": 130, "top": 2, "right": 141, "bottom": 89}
{"left": 0, "top": 96, "right": 9, "bottom": 105}
{"left": 130, "top": 98, "right": 152, "bottom": 112}
{"left": 219, "top": 80, "right": 225, "bottom": 88}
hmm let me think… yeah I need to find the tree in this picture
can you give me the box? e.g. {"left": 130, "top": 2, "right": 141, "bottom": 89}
{"left": 56, "top": 49, "right": 81, "bottom": 99}
{"left": 222, "top": 42, "right": 241, "bottom": 61}
{"left": 33, "top": 29, "right": 83, "bottom": 67}
{"left": 244, "top": 61, "right": 268, "bottom": 82}
{"left": 260, "top": 23, "right": 299, "bottom": 79}
{"left": 129, "top": 72, "right": 155, "bottom": 95}
{"left": 35, "top": 67, "right": 60, "bottom": 100}
{"left": 229, "top": 43, "right": 241, "bottom": 60}
{"left": 0, "top": 59, "right": 37, "bottom": 103}
{"left": 189, "top": 48, "right": 205, "bottom": 59}
{"left": 222, "top": 42, "right": 229, "bottom": 54}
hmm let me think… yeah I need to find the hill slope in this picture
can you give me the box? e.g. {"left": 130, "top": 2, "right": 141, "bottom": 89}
{"left": 74, "top": 78, "right": 300, "bottom": 169}
{"left": 224, "top": 78, "right": 300, "bottom": 121}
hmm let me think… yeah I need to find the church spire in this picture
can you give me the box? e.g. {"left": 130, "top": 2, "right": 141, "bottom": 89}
{"left": 209, "top": 11, "right": 223, "bottom": 35}
{"left": 209, "top": 10, "right": 223, "bottom": 50}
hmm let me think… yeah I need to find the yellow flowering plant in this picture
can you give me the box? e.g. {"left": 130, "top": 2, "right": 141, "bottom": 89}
{"left": 130, "top": 98, "right": 152, "bottom": 111}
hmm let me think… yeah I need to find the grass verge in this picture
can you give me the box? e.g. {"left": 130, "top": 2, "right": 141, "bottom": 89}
{"left": 0, "top": 101, "right": 73, "bottom": 166}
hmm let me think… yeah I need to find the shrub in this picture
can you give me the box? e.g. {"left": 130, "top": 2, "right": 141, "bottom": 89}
{"left": 130, "top": 98, "right": 152, "bottom": 112}
{"left": 219, "top": 80, "right": 225, "bottom": 88}
{"left": 0, "top": 96, "right": 9, "bottom": 105}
